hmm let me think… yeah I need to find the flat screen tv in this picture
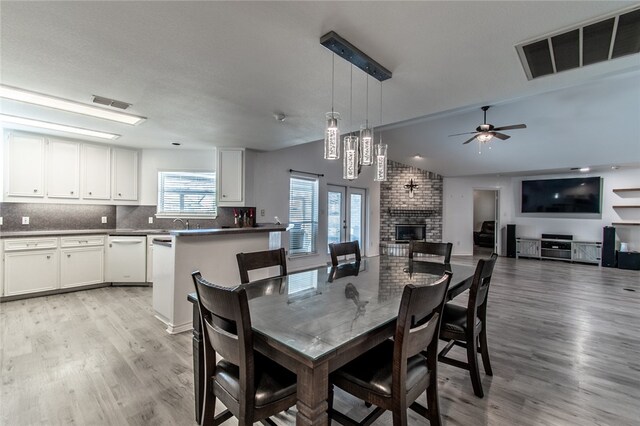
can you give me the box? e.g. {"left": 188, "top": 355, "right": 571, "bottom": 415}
{"left": 521, "top": 177, "right": 602, "bottom": 213}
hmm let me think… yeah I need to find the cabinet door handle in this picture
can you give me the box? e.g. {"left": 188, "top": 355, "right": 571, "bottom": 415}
{"left": 118, "top": 193, "right": 122, "bottom": 196}
{"left": 222, "top": 194, "right": 227, "bottom": 198}
{"left": 33, "top": 189, "right": 38, "bottom": 193}
{"left": 89, "top": 191, "right": 92, "bottom": 195}
{"left": 67, "top": 254, "right": 71, "bottom": 258}
{"left": 70, "top": 191, "right": 74, "bottom": 195}
{"left": 46, "top": 255, "right": 51, "bottom": 259}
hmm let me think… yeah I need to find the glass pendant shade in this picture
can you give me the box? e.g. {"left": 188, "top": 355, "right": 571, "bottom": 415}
{"left": 324, "top": 112, "right": 341, "bottom": 159}
{"left": 374, "top": 143, "right": 388, "bottom": 181}
{"left": 476, "top": 132, "right": 493, "bottom": 143}
{"left": 359, "top": 126, "right": 374, "bottom": 166}
{"left": 343, "top": 135, "right": 359, "bottom": 180}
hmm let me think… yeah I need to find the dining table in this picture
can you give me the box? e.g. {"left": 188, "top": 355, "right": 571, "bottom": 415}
{"left": 187, "top": 255, "right": 476, "bottom": 426}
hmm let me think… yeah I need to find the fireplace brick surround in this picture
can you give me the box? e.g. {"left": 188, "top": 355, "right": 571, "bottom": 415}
{"left": 380, "top": 160, "right": 443, "bottom": 255}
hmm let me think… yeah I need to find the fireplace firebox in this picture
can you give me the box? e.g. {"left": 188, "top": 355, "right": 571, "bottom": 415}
{"left": 395, "top": 224, "right": 426, "bottom": 242}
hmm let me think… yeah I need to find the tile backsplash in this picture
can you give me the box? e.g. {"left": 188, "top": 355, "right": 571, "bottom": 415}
{"left": 0, "top": 203, "right": 116, "bottom": 232}
{"left": 0, "top": 202, "right": 254, "bottom": 233}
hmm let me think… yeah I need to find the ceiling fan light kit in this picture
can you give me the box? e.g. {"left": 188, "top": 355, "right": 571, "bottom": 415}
{"left": 450, "top": 105, "right": 527, "bottom": 149}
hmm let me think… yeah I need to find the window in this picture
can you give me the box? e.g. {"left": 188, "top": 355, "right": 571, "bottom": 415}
{"left": 157, "top": 171, "right": 216, "bottom": 217}
{"left": 289, "top": 175, "right": 319, "bottom": 255}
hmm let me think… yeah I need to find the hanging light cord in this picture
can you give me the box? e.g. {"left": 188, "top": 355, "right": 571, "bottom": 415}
{"left": 349, "top": 64, "right": 353, "bottom": 136}
{"left": 365, "top": 75, "right": 369, "bottom": 127}
{"left": 331, "top": 54, "right": 335, "bottom": 115}
{"left": 379, "top": 81, "right": 383, "bottom": 144}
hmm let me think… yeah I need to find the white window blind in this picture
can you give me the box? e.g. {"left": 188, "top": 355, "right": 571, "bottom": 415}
{"left": 289, "top": 176, "right": 319, "bottom": 255}
{"left": 157, "top": 171, "right": 217, "bottom": 217}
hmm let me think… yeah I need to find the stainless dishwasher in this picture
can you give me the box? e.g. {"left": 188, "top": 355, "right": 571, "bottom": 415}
{"left": 106, "top": 235, "right": 147, "bottom": 285}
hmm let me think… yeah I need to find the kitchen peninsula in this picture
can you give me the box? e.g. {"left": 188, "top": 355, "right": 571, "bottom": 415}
{"left": 152, "top": 224, "right": 288, "bottom": 333}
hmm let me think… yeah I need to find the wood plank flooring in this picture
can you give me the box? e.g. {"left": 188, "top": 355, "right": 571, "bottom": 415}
{"left": 1, "top": 256, "right": 639, "bottom": 425}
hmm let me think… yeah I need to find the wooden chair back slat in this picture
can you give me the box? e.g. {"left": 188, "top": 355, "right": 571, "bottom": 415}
{"left": 329, "top": 241, "right": 362, "bottom": 266}
{"left": 469, "top": 253, "right": 498, "bottom": 311}
{"left": 236, "top": 248, "right": 288, "bottom": 284}
{"left": 408, "top": 241, "right": 453, "bottom": 263}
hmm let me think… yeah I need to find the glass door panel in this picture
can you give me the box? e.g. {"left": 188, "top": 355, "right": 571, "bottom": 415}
{"left": 327, "top": 185, "right": 346, "bottom": 250}
{"left": 349, "top": 190, "right": 364, "bottom": 247}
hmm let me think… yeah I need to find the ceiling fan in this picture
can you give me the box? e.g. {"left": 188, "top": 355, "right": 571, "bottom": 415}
{"left": 450, "top": 106, "right": 527, "bottom": 144}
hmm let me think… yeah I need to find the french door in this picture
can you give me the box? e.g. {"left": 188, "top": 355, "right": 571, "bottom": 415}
{"left": 327, "top": 185, "right": 366, "bottom": 253}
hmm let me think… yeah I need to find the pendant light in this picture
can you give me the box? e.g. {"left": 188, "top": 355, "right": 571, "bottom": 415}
{"left": 324, "top": 54, "right": 340, "bottom": 160}
{"left": 374, "top": 81, "right": 388, "bottom": 182}
{"left": 343, "top": 65, "right": 359, "bottom": 180}
{"left": 359, "top": 75, "right": 374, "bottom": 166}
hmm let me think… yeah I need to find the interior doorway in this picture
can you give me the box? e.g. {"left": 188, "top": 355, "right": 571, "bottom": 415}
{"left": 327, "top": 184, "right": 366, "bottom": 254}
{"left": 473, "top": 189, "right": 499, "bottom": 256}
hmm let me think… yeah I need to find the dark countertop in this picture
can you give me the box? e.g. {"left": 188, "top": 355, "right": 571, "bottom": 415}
{"left": 170, "top": 224, "right": 288, "bottom": 237}
{"left": 0, "top": 224, "right": 288, "bottom": 239}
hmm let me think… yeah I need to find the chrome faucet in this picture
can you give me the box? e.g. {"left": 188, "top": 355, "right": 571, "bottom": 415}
{"left": 173, "top": 218, "right": 189, "bottom": 230}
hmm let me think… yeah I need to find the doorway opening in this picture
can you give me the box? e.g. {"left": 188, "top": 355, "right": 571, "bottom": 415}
{"left": 473, "top": 189, "right": 499, "bottom": 256}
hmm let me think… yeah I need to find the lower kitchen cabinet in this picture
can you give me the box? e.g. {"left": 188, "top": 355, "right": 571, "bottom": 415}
{"left": 4, "top": 250, "right": 59, "bottom": 296}
{"left": 60, "top": 246, "right": 105, "bottom": 288}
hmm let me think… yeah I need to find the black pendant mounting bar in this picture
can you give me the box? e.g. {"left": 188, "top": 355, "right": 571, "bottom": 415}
{"left": 320, "top": 31, "right": 392, "bottom": 81}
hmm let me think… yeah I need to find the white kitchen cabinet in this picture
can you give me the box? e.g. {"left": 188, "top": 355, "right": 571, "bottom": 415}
{"left": 60, "top": 247, "right": 104, "bottom": 288}
{"left": 112, "top": 147, "right": 138, "bottom": 201}
{"left": 83, "top": 143, "right": 111, "bottom": 199}
{"left": 47, "top": 139, "right": 80, "bottom": 199}
{"left": 4, "top": 250, "right": 59, "bottom": 296}
{"left": 217, "top": 148, "right": 245, "bottom": 206}
{"left": 5, "top": 133, "right": 46, "bottom": 198}
{"left": 59, "top": 235, "right": 105, "bottom": 288}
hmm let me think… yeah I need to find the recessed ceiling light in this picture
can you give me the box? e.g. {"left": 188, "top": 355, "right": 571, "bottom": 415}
{"left": 0, "top": 114, "right": 120, "bottom": 140}
{"left": 579, "top": 167, "right": 590, "bottom": 172}
{"left": 611, "top": 165, "right": 619, "bottom": 170}
{"left": 0, "top": 85, "right": 146, "bottom": 125}
{"left": 414, "top": 154, "right": 423, "bottom": 159}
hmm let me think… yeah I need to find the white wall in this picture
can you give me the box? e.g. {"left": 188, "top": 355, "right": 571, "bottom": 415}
{"left": 252, "top": 140, "right": 381, "bottom": 272}
{"left": 473, "top": 190, "right": 496, "bottom": 231}
{"left": 444, "top": 168, "right": 640, "bottom": 255}
{"left": 139, "top": 148, "right": 216, "bottom": 205}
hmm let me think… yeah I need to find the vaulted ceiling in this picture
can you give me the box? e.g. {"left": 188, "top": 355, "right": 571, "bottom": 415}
{"left": 1, "top": 1, "right": 639, "bottom": 176}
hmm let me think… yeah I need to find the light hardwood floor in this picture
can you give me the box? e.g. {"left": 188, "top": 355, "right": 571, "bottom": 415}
{"left": 1, "top": 256, "right": 639, "bottom": 425}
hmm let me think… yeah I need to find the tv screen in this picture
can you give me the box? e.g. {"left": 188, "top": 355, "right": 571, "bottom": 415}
{"left": 521, "top": 177, "right": 602, "bottom": 213}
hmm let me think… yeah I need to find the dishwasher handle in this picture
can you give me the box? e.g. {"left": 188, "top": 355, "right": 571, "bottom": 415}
{"left": 109, "top": 239, "right": 143, "bottom": 246}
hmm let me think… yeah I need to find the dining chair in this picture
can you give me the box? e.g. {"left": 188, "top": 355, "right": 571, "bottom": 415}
{"left": 191, "top": 271, "right": 297, "bottom": 425}
{"left": 408, "top": 241, "right": 453, "bottom": 263}
{"left": 329, "top": 241, "right": 362, "bottom": 267}
{"left": 330, "top": 272, "right": 452, "bottom": 426}
{"left": 438, "top": 253, "right": 498, "bottom": 398}
{"left": 236, "top": 247, "right": 287, "bottom": 284}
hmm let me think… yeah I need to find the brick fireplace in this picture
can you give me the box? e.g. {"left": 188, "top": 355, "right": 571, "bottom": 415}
{"left": 380, "top": 160, "right": 443, "bottom": 255}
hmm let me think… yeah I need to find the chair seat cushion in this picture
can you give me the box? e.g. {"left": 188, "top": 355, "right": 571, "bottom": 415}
{"left": 332, "top": 339, "right": 428, "bottom": 397}
{"left": 441, "top": 303, "right": 480, "bottom": 334}
{"left": 214, "top": 353, "right": 296, "bottom": 408}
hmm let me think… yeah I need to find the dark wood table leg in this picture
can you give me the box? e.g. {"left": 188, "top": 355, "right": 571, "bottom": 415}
{"left": 192, "top": 301, "right": 204, "bottom": 424}
{"left": 296, "top": 362, "right": 329, "bottom": 426}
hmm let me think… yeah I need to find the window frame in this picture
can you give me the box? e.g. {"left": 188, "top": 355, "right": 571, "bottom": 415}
{"left": 156, "top": 169, "right": 217, "bottom": 219}
{"left": 288, "top": 174, "right": 319, "bottom": 257}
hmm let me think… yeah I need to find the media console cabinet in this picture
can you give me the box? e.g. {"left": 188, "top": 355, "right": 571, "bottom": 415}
{"left": 516, "top": 236, "right": 602, "bottom": 265}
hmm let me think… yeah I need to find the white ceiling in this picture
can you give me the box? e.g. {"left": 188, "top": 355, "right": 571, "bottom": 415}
{"left": 1, "top": 1, "right": 639, "bottom": 176}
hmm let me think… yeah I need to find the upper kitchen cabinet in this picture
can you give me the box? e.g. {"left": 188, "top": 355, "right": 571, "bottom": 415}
{"left": 5, "top": 132, "right": 46, "bottom": 198}
{"left": 82, "top": 143, "right": 111, "bottom": 199}
{"left": 112, "top": 147, "right": 139, "bottom": 201}
{"left": 47, "top": 139, "right": 80, "bottom": 199}
{"left": 217, "top": 148, "right": 253, "bottom": 207}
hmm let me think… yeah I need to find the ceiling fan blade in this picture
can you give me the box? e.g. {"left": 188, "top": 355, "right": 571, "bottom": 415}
{"left": 492, "top": 132, "right": 511, "bottom": 140}
{"left": 492, "top": 124, "right": 526, "bottom": 131}
{"left": 462, "top": 135, "right": 478, "bottom": 144}
{"left": 448, "top": 131, "right": 477, "bottom": 137}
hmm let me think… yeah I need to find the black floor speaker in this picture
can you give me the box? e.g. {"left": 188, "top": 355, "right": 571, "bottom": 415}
{"left": 506, "top": 224, "right": 516, "bottom": 258}
{"left": 602, "top": 226, "right": 616, "bottom": 267}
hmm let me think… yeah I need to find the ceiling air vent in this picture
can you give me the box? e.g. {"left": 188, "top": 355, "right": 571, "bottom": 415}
{"left": 92, "top": 95, "right": 131, "bottom": 110}
{"left": 516, "top": 6, "right": 640, "bottom": 80}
